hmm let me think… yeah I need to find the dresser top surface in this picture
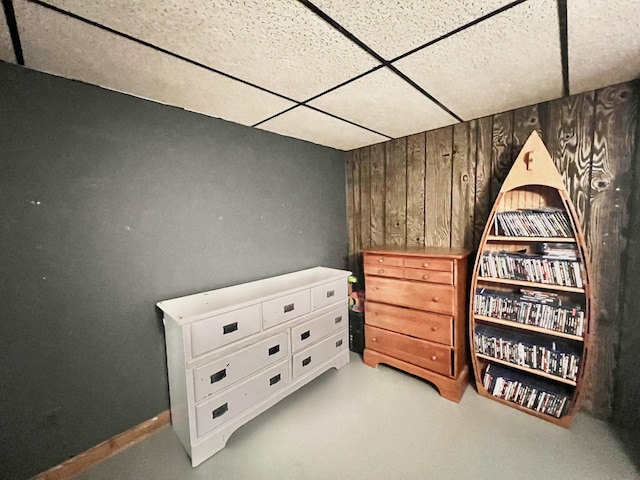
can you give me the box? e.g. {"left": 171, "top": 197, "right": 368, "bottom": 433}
{"left": 157, "top": 266, "right": 350, "bottom": 324}
{"left": 362, "top": 246, "right": 471, "bottom": 259}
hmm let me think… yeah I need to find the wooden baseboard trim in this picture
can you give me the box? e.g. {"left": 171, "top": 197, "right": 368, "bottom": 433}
{"left": 33, "top": 410, "right": 171, "bottom": 480}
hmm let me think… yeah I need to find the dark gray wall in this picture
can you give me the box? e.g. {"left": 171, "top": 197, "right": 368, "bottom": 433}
{"left": 0, "top": 61, "right": 347, "bottom": 480}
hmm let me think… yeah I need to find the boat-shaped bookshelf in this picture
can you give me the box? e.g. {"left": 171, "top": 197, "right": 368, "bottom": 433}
{"left": 469, "top": 131, "right": 592, "bottom": 427}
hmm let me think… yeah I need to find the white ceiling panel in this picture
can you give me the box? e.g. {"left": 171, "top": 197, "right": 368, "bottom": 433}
{"left": 309, "top": 67, "right": 457, "bottom": 139}
{"left": 42, "top": 0, "right": 380, "bottom": 101}
{"left": 14, "top": 0, "right": 295, "bottom": 127}
{"left": 0, "top": 8, "right": 15, "bottom": 63}
{"left": 258, "top": 106, "right": 388, "bottom": 151}
{"left": 394, "top": 0, "right": 563, "bottom": 122}
{"left": 312, "top": 0, "right": 515, "bottom": 60}
{"left": 568, "top": 0, "right": 640, "bottom": 95}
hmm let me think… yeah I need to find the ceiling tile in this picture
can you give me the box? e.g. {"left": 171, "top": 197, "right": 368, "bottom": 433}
{"left": 258, "top": 106, "right": 388, "bottom": 151}
{"left": 41, "top": 0, "right": 380, "bottom": 101}
{"left": 0, "top": 8, "right": 15, "bottom": 63}
{"left": 14, "top": 0, "right": 295, "bottom": 127}
{"left": 309, "top": 67, "right": 457, "bottom": 138}
{"left": 394, "top": 0, "right": 562, "bottom": 122}
{"left": 312, "top": 0, "right": 516, "bottom": 60}
{"left": 568, "top": 0, "right": 640, "bottom": 94}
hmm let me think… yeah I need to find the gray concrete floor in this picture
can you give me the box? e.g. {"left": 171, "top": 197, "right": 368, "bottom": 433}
{"left": 78, "top": 353, "right": 639, "bottom": 479}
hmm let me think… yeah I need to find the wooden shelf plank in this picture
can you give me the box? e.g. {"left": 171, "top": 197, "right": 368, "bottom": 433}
{"left": 476, "top": 276, "right": 585, "bottom": 293}
{"left": 475, "top": 353, "right": 577, "bottom": 386}
{"left": 486, "top": 235, "right": 576, "bottom": 243}
{"left": 474, "top": 314, "right": 584, "bottom": 341}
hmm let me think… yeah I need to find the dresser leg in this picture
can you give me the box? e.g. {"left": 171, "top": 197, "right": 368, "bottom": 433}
{"left": 363, "top": 348, "right": 380, "bottom": 368}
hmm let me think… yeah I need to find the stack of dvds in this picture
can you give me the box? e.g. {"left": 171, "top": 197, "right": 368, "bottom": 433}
{"left": 495, "top": 208, "right": 573, "bottom": 237}
{"left": 479, "top": 251, "right": 583, "bottom": 287}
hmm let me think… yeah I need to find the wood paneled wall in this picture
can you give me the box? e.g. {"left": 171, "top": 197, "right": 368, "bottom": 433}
{"left": 345, "top": 80, "right": 639, "bottom": 420}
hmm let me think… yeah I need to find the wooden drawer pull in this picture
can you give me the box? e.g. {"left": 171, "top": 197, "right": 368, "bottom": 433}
{"left": 431, "top": 355, "right": 437, "bottom": 361}
{"left": 371, "top": 337, "right": 377, "bottom": 342}
{"left": 422, "top": 274, "right": 430, "bottom": 280}
{"left": 432, "top": 297, "right": 439, "bottom": 302}
{"left": 423, "top": 262, "right": 429, "bottom": 267}
{"left": 431, "top": 326, "right": 438, "bottom": 331}
{"left": 378, "top": 269, "right": 385, "bottom": 274}
{"left": 378, "top": 258, "right": 384, "bottom": 263}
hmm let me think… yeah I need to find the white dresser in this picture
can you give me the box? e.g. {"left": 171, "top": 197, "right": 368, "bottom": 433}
{"left": 157, "top": 266, "right": 351, "bottom": 466}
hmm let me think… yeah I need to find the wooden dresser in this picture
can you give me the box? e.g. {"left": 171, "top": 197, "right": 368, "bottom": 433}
{"left": 362, "top": 247, "right": 471, "bottom": 402}
{"left": 157, "top": 267, "right": 351, "bottom": 466}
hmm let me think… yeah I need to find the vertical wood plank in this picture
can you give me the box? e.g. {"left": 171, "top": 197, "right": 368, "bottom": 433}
{"left": 540, "top": 93, "right": 596, "bottom": 232}
{"left": 359, "top": 146, "right": 372, "bottom": 250}
{"left": 585, "top": 81, "right": 639, "bottom": 419}
{"left": 351, "top": 149, "right": 362, "bottom": 282}
{"left": 407, "top": 133, "right": 426, "bottom": 247}
{"left": 490, "top": 111, "right": 515, "bottom": 204}
{"left": 370, "top": 143, "right": 386, "bottom": 247}
{"left": 425, "top": 126, "right": 453, "bottom": 247}
{"left": 474, "top": 115, "right": 494, "bottom": 248}
{"left": 345, "top": 152, "right": 356, "bottom": 273}
{"left": 452, "top": 121, "right": 477, "bottom": 249}
{"left": 512, "top": 104, "right": 542, "bottom": 149}
{"left": 385, "top": 138, "right": 407, "bottom": 246}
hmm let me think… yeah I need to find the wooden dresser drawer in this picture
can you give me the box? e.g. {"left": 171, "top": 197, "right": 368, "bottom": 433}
{"left": 292, "top": 328, "right": 348, "bottom": 379}
{"left": 403, "top": 268, "right": 453, "bottom": 285}
{"left": 404, "top": 257, "right": 454, "bottom": 272}
{"left": 365, "top": 325, "right": 452, "bottom": 377}
{"left": 311, "top": 278, "right": 347, "bottom": 310}
{"left": 192, "top": 331, "right": 289, "bottom": 402}
{"left": 262, "top": 289, "right": 311, "bottom": 329}
{"left": 366, "top": 276, "right": 455, "bottom": 315}
{"left": 365, "top": 302, "right": 453, "bottom": 346}
{"left": 291, "top": 305, "right": 347, "bottom": 353}
{"left": 195, "top": 359, "right": 290, "bottom": 438}
{"left": 190, "top": 304, "right": 261, "bottom": 357}
{"left": 364, "top": 254, "right": 403, "bottom": 267}
{"left": 363, "top": 264, "right": 404, "bottom": 278}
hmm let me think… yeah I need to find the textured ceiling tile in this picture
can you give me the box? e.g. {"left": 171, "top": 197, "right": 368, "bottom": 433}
{"left": 394, "top": 0, "right": 562, "bottom": 121}
{"left": 313, "top": 0, "right": 515, "bottom": 60}
{"left": 309, "top": 67, "right": 457, "bottom": 138}
{"left": 14, "top": 0, "right": 295, "bottom": 126}
{"left": 568, "top": 0, "right": 640, "bottom": 94}
{"left": 258, "top": 106, "right": 388, "bottom": 151}
{"left": 0, "top": 8, "right": 15, "bottom": 63}
{"left": 42, "top": 0, "right": 380, "bottom": 101}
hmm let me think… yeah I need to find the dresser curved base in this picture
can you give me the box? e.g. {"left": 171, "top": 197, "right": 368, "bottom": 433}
{"left": 363, "top": 348, "right": 468, "bottom": 402}
{"left": 189, "top": 349, "right": 350, "bottom": 467}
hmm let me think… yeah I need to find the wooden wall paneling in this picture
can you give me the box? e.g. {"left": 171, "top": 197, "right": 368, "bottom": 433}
{"left": 359, "top": 146, "right": 372, "bottom": 251}
{"left": 540, "top": 93, "right": 596, "bottom": 232}
{"left": 370, "top": 143, "right": 386, "bottom": 247}
{"left": 473, "top": 116, "right": 494, "bottom": 249}
{"left": 351, "top": 149, "right": 363, "bottom": 282}
{"left": 490, "top": 111, "right": 515, "bottom": 205}
{"left": 451, "top": 121, "right": 477, "bottom": 249}
{"left": 425, "top": 126, "right": 454, "bottom": 247}
{"left": 385, "top": 138, "right": 408, "bottom": 246}
{"left": 585, "top": 81, "right": 639, "bottom": 419}
{"left": 345, "top": 151, "right": 357, "bottom": 275}
{"left": 406, "top": 133, "right": 426, "bottom": 247}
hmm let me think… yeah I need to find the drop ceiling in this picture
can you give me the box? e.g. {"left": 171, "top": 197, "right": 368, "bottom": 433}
{"left": 1, "top": 0, "right": 639, "bottom": 151}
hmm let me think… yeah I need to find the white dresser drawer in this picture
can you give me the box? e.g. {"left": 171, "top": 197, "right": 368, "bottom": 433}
{"left": 193, "top": 331, "right": 289, "bottom": 402}
{"left": 311, "top": 278, "right": 347, "bottom": 310}
{"left": 190, "top": 304, "right": 261, "bottom": 358}
{"left": 262, "top": 289, "right": 311, "bottom": 329}
{"left": 195, "top": 360, "right": 290, "bottom": 438}
{"left": 292, "top": 328, "right": 348, "bottom": 379}
{"left": 291, "top": 305, "right": 347, "bottom": 353}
